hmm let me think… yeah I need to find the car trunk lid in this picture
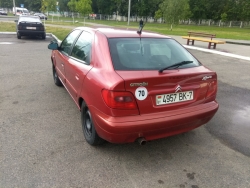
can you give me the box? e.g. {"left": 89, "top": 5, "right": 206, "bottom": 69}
{"left": 115, "top": 66, "right": 217, "bottom": 115}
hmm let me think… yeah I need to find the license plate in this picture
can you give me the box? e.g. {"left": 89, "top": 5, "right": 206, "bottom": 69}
{"left": 26, "top": 27, "right": 36, "bottom": 30}
{"left": 156, "top": 91, "right": 193, "bottom": 105}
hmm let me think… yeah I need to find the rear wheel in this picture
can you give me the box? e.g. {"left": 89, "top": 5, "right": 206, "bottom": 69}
{"left": 42, "top": 34, "right": 46, "bottom": 40}
{"left": 17, "top": 33, "right": 21, "bottom": 39}
{"left": 81, "top": 102, "right": 104, "bottom": 146}
{"left": 52, "top": 65, "right": 63, "bottom": 86}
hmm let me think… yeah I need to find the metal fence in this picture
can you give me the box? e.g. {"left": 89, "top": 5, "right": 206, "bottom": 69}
{"left": 4, "top": 7, "right": 248, "bottom": 29}
{"left": 180, "top": 19, "right": 250, "bottom": 28}
{"left": 88, "top": 14, "right": 250, "bottom": 28}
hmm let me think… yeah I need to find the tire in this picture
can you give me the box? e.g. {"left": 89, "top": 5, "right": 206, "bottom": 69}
{"left": 81, "top": 102, "right": 104, "bottom": 146}
{"left": 42, "top": 34, "right": 46, "bottom": 40}
{"left": 17, "top": 33, "right": 21, "bottom": 39}
{"left": 52, "top": 65, "right": 63, "bottom": 86}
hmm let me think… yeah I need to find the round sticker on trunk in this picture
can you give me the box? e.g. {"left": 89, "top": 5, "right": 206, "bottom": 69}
{"left": 135, "top": 87, "right": 148, "bottom": 100}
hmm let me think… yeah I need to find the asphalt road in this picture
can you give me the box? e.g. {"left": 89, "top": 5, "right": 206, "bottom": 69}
{"left": 0, "top": 34, "right": 250, "bottom": 188}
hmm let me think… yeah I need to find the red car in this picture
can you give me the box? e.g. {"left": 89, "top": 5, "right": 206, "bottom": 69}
{"left": 48, "top": 27, "right": 219, "bottom": 146}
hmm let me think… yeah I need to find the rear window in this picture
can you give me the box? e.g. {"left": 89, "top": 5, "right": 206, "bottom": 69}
{"left": 108, "top": 38, "right": 200, "bottom": 70}
{"left": 19, "top": 17, "right": 41, "bottom": 23}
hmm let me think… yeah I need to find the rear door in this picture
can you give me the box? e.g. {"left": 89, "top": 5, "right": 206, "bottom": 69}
{"left": 64, "top": 31, "right": 93, "bottom": 102}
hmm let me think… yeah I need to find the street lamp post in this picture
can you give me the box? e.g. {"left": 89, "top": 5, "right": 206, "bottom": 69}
{"left": 13, "top": 0, "right": 16, "bottom": 15}
{"left": 127, "top": 0, "right": 131, "bottom": 25}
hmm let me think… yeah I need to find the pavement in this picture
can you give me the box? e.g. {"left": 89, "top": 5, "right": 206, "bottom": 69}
{"left": 1, "top": 21, "right": 250, "bottom": 188}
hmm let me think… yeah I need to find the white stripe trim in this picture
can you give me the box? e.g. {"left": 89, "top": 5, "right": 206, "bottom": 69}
{"left": 183, "top": 45, "right": 250, "bottom": 61}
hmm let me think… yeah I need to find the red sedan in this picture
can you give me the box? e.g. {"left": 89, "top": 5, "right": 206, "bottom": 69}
{"left": 48, "top": 27, "right": 219, "bottom": 145}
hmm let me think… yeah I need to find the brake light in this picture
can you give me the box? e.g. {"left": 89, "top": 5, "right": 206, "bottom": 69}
{"left": 206, "top": 80, "right": 217, "bottom": 98}
{"left": 18, "top": 25, "right": 22, "bottom": 29}
{"left": 102, "top": 89, "right": 138, "bottom": 110}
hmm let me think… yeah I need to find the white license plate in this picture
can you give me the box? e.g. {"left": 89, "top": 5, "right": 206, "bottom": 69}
{"left": 156, "top": 91, "right": 193, "bottom": 105}
{"left": 26, "top": 27, "right": 36, "bottom": 30}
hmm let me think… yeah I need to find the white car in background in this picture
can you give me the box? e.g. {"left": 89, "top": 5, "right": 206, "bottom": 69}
{"left": 0, "top": 9, "right": 7, "bottom": 15}
{"left": 13, "top": 7, "right": 30, "bottom": 16}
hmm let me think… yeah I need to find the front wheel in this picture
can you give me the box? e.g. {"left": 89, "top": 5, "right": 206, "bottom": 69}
{"left": 81, "top": 102, "right": 104, "bottom": 146}
{"left": 52, "top": 65, "right": 62, "bottom": 86}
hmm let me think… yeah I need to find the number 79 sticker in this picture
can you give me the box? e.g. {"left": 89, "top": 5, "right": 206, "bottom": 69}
{"left": 135, "top": 87, "right": 148, "bottom": 100}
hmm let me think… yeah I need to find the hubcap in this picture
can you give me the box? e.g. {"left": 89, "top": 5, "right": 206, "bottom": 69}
{"left": 86, "top": 119, "right": 91, "bottom": 130}
{"left": 85, "top": 111, "right": 92, "bottom": 137}
{"left": 53, "top": 68, "right": 58, "bottom": 82}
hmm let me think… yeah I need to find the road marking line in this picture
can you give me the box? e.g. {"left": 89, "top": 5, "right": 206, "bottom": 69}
{"left": 184, "top": 45, "right": 250, "bottom": 61}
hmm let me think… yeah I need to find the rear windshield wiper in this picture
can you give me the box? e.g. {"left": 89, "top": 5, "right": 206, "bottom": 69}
{"left": 159, "top": 61, "right": 193, "bottom": 73}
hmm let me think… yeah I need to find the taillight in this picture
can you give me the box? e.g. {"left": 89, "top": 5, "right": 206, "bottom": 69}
{"left": 206, "top": 80, "right": 217, "bottom": 98}
{"left": 18, "top": 25, "right": 22, "bottom": 29}
{"left": 102, "top": 89, "right": 138, "bottom": 110}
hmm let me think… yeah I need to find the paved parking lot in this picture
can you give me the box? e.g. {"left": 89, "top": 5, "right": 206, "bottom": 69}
{"left": 0, "top": 34, "right": 250, "bottom": 188}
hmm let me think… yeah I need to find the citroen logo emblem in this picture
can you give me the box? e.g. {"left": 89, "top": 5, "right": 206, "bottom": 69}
{"left": 175, "top": 85, "right": 182, "bottom": 93}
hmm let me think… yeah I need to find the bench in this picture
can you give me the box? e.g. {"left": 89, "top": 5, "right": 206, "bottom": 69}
{"left": 182, "top": 32, "right": 225, "bottom": 49}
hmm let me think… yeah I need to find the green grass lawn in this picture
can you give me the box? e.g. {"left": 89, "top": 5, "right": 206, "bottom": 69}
{"left": 1, "top": 17, "right": 249, "bottom": 41}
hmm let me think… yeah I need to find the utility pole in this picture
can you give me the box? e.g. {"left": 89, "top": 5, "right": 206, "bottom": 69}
{"left": 127, "top": 0, "right": 131, "bottom": 25}
{"left": 13, "top": 0, "right": 16, "bottom": 15}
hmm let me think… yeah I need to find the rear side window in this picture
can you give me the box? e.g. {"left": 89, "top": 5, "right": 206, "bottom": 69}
{"left": 60, "top": 30, "right": 81, "bottom": 55}
{"left": 71, "top": 31, "right": 92, "bottom": 64}
{"left": 108, "top": 38, "right": 200, "bottom": 70}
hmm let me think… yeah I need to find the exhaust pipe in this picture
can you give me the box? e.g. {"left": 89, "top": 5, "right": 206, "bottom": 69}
{"left": 137, "top": 137, "right": 147, "bottom": 145}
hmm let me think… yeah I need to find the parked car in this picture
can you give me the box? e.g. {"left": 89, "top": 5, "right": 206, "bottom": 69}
{"left": 48, "top": 27, "right": 219, "bottom": 146}
{"left": 0, "top": 9, "right": 7, "bottom": 15}
{"left": 13, "top": 7, "right": 30, "bottom": 16}
{"left": 34, "top": 13, "right": 47, "bottom": 20}
{"left": 15, "top": 15, "right": 46, "bottom": 39}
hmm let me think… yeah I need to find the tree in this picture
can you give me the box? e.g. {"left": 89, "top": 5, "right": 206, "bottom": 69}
{"left": 67, "top": 0, "right": 77, "bottom": 12}
{"left": 240, "top": 0, "right": 250, "bottom": 21}
{"left": 221, "top": 12, "right": 227, "bottom": 26}
{"left": 160, "top": 0, "right": 191, "bottom": 30}
{"left": 189, "top": 0, "right": 207, "bottom": 22}
{"left": 41, "top": 0, "right": 57, "bottom": 12}
{"left": 67, "top": 0, "right": 92, "bottom": 18}
{"left": 76, "top": 0, "right": 92, "bottom": 17}
{"left": 95, "top": 0, "right": 112, "bottom": 15}
{"left": 58, "top": 0, "right": 70, "bottom": 12}
{"left": 154, "top": 9, "right": 163, "bottom": 20}
{"left": 0, "top": 0, "right": 13, "bottom": 8}
{"left": 24, "top": 0, "right": 41, "bottom": 12}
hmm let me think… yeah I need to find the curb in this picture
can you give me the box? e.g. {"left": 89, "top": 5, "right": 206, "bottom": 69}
{"left": 226, "top": 41, "right": 250, "bottom": 46}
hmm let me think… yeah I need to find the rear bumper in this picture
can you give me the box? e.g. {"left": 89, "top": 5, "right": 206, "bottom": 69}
{"left": 18, "top": 30, "right": 45, "bottom": 36}
{"left": 89, "top": 101, "right": 219, "bottom": 143}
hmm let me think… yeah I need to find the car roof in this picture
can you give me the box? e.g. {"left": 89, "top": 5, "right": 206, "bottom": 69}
{"left": 74, "top": 27, "right": 171, "bottom": 39}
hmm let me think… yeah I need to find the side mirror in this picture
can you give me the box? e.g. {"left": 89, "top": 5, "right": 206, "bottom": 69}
{"left": 48, "top": 41, "right": 59, "bottom": 50}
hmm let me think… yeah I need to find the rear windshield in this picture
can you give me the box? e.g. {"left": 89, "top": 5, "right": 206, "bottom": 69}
{"left": 108, "top": 38, "right": 200, "bottom": 70}
{"left": 19, "top": 17, "right": 41, "bottom": 23}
